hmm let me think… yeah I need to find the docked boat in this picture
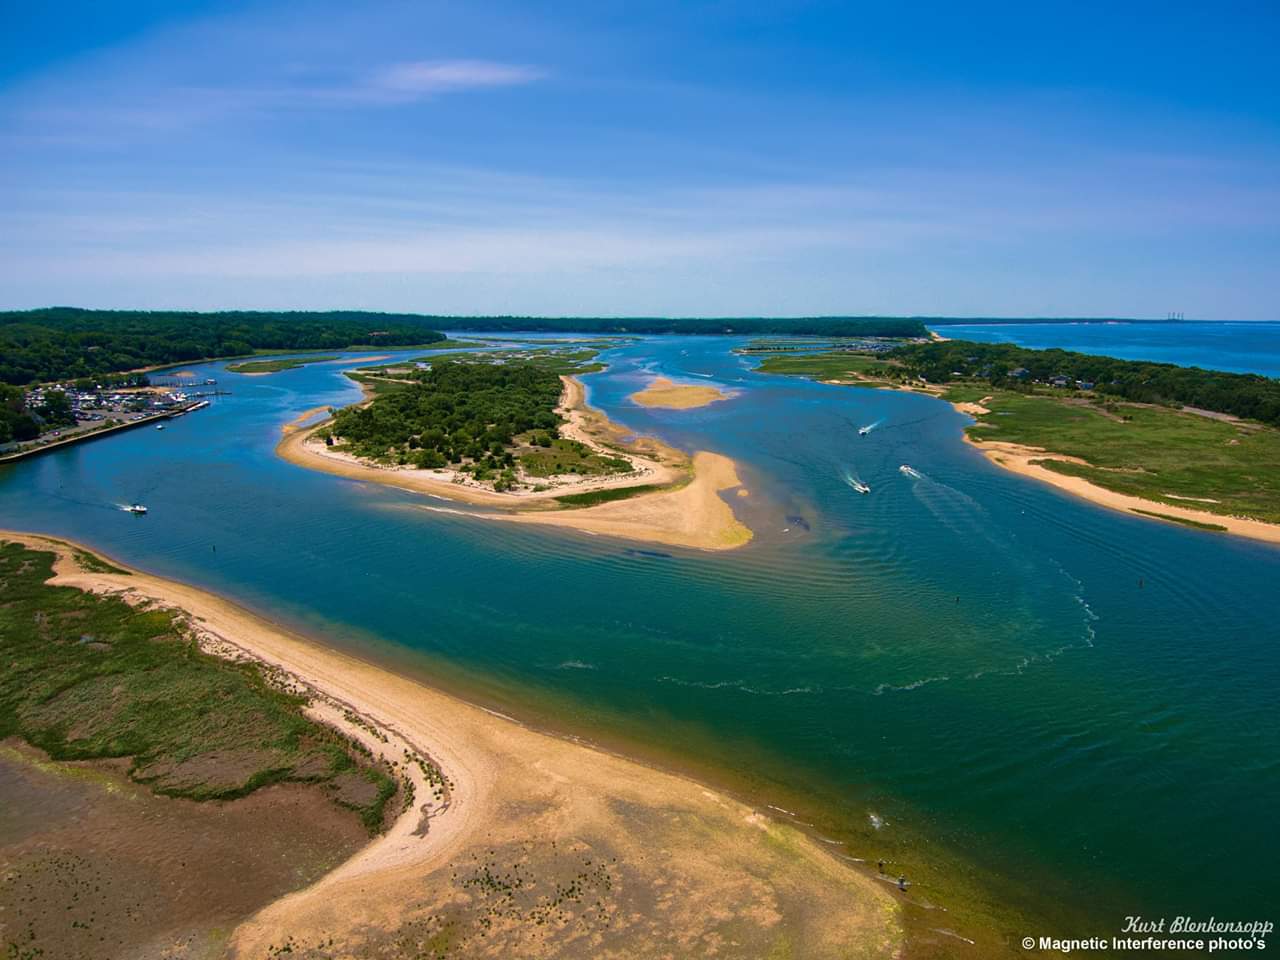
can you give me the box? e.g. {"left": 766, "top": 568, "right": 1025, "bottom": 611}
{"left": 128, "top": 503, "right": 148, "bottom": 514}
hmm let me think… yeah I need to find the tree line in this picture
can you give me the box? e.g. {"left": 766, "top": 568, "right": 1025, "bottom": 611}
{"left": 890, "top": 340, "right": 1280, "bottom": 426}
{"left": 440, "top": 315, "right": 928, "bottom": 337}
{"left": 329, "top": 360, "right": 564, "bottom": 470}
{"left": 0, "top": 308, "right": 447, "bottom": 385}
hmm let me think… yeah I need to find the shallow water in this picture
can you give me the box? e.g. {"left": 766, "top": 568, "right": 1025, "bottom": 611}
{"left": 1, "top": 334, "right": 1277, "bottom": 937}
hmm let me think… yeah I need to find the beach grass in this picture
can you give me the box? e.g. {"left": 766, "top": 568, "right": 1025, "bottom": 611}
{"left": 519, "top": 437, "right": 632, "bottom": 478}
{"left": 554, "top": 483, "right": 664, "bottom": 507}
{"left": 229, "top": 355, "right": 341, "bottom": 374}
{"left": 0, "top": 541, "right": 396, "bottom": 832}
{"left": 755, "top": 351, "right": 901, "bottom": 384}
{"left": 954, "top": 387, "right": 1280, "bottom": 523}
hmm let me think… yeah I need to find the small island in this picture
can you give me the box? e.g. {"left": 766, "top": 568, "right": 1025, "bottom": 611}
{"left": 630, "top": 376, "right": 730, "bottom": 409}
{"left": 278, "top": 349, "right": 753, "bottom": 550}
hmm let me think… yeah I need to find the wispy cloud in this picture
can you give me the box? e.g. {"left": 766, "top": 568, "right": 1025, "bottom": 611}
{"left": 374, "top": 60, "right": 544, "bottom": 97}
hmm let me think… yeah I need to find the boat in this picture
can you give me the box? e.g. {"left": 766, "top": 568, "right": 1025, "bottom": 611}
{"left": 155, "top": 424, "right": 165, "bottom": 430}
{"left": 852, "top": 480, "right": 871, "bottom": 494}
{"left": 858, "top": 426, "right": 872, "bottom": 436}
{"left": 128, "top": 503, "right": 148, "bottom": 514}
{"left": 899, "top": 465, "right": 922, "bottom": 479}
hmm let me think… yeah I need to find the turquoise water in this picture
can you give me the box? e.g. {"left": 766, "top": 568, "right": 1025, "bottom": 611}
{"left": 1, "top": 336, "right": 1277, "bottom": 940}
{"left": 939, "top": 320, "right": 1280, "bottom": 377}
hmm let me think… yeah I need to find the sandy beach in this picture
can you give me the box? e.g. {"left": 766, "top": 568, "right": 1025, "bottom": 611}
{"left": 629, "top": 376, "right": 730, "bottom": 409}
{"left": 965, "top": 436, "right": 1280, "bottom": 545}
{"left": 492, "top": 450, "right": 753, "bottom": 550}
{"left": 2, "top": 531, "right": 901, "bottom": 958}
{"left": 277, "top": 375, "right": 754, "bottom": 550}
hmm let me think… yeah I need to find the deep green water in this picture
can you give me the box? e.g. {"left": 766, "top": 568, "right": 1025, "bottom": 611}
{"left": 1, "top": 336, "right": 1276, "bottom": 943}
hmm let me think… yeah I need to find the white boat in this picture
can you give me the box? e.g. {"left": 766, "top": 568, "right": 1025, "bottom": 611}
{"left": 852, "top": 480, "right": 871, "bottom": 494}
{"left": 858, "top": 426, "right": 872, "bottom": 436}
{"left": 128, "top": 503, "right": 148, "bottom": 514}
{"left": 898, "top": 465, "right": 922, "bottom": 479}
{"left": 155, "top": 424, "right": 165, "bottom": 430}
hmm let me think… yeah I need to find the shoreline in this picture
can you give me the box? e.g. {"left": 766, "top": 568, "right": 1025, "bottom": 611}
{"left": 277, "top": 375, "right": 754, "bottom": 550}
{"left": 1, "top": 530, "right": 902, "bottom": 956}
{"left": 813, "top": 368, "right": 1280, "bottom": 547}
{"left": 963, "top": 435, "right": 1280, "bottom": 545}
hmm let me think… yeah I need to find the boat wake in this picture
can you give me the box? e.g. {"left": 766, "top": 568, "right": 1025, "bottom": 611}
{"left": 840, "top": 468, "right": 871, "bottom": 494}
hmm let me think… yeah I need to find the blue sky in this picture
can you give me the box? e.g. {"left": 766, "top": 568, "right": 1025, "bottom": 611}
{"left": 1, "top": 1, "right": 1277, "bottom": 318}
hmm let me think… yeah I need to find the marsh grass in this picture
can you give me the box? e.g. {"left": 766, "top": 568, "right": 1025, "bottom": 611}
{"left": 0, "top": 542, "right": 396, "bottom": 832}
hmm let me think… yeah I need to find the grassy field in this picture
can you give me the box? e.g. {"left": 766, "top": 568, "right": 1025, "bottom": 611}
{"left": 947, "top": 385, "right": 1280, "bottom": 523}
{"left": 518, "top": 437, "right": 631, "bottom": 478}
{"left": 344, "top": 370, "right": 414, "bottom": 397}
{"left": 228, "top": 354, "right": 340, "bottom": 374}
{"left": 754, "top": 350, "right": 904, "bottom": 385}
{"left": 0, "top": 541, "right": 397, "bottom": 831}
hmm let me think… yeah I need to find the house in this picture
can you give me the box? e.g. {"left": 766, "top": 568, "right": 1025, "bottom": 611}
{"left": 1049, "top": 375, "right": 1071, "bottom": 388}
{"left": 1009, "top": 367, "right": 1030, "bottom": 380}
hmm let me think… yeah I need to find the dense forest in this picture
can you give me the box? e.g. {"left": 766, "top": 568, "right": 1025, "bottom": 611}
{"left": 0, "top": 308, "right": 447, "bottom": 385}
{"left": 890, "top": 340, "right": 1280, "bottom": 426}
{"left": 329, "top": 358, "right": 633, "bottom": 490}
{"left": 441, "top": 315, "right": 929, "bottom": 337}
{"left": 331, "top": 359, "right": 563, "bottom": 468}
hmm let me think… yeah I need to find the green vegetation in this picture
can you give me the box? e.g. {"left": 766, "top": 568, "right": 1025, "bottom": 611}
{"left": 0, "top": 541, "right": 397, "bottom": 832}
{"left": 954, "top": 387, "right": 1280, "bottom": 523}
{"left": 759, "top": 341, "right": 1280, "bottom": 525}
{"left": 520, "top": 438, "right": 631, "bottom": 478}
{"left": 328, "top": 351, "right": 633, "bottom": 491}
{"left": 0, "top": 308, "right": 447, "bottom": 385}
{"left": 345, "top": 371, "right": 414, "bottom": 397}
{"left": 755, "top": 350, "right": 900, "bottom": 385}
{"left": 555, "top": 484, "right": 664, "bottom": 506}
{"left": 1128, "top": 509, "right": 1228, "bottom": 532}
{"left": 228, "top": 354, "right": 340, "bottom": 374}
{"left": 893, "top": 339, "right": 1280, "bottom": 427}
{"left": 0, "top": 384, "right": 39, "bottom": 443}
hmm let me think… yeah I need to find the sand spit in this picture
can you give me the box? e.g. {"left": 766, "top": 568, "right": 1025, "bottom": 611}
{"left": 630, "top": 376, "right": 730, "bottom": 409}
{"left": 1, "top": 531, "right": 901, "bottom": 958}
{"left": 964, "top": 437, "right": 1280, "bottom": 545}
{"left": 277, "top": 375, "right": 754, "bottom": 550}
{"left": 492, "top": 451, "right": 753, "bottom": 550}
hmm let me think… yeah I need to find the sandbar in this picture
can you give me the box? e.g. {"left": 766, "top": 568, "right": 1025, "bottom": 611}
{"left": 630, "top": 376, "right": 730, "bottom": 409}
{"left": 1, "top": 530, "right": 901, "bottom": 957}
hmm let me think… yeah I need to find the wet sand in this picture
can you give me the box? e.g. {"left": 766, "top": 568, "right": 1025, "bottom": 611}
{"left": 629, "top": 376, "right": 730, "bottom": 409}
{"left": 0, "top": 531, "right": 901, "bottom": 958}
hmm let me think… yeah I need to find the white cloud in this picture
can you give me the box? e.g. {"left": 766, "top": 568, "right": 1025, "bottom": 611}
{"left": 374, "top": 60, "right": 544, "bottom": 96}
